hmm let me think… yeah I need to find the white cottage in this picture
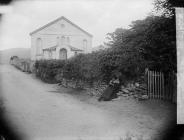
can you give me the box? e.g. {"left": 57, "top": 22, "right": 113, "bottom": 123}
{"left": 30, "top": 16, "right": 93, "bottom": 60}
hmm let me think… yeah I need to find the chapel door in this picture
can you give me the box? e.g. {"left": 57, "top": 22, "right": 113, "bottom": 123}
{"left": 59, "top": 48, "right": 67, "bottom": 60}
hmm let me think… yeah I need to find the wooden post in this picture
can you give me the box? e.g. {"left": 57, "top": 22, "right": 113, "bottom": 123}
{"left": 154, "top": 71, "right": 156, "bottom": 99}
{"left": 162, "top": 73, "right": 165, "bottom": 100}
{"left": 150, "top": 70, "right": 152, "bottom": 99}
{"left": 157, "top": 71, "right": 158, "bottom": 99}
{"left": 155, "top": 71, "right": 157, "bottom": 99}
{"left": 148, "top": 70, "right": 150, "bottom": 98}
{"left": 158, "top": 72, "right": 160, "bottom": 99}
{"left": 160, "top": 72, "right": 162, "bottom": 99}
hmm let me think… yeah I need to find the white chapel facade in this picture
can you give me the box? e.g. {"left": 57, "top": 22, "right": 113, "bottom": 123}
{"left": 30, "top": 16, "right": 93, "bottom": 60}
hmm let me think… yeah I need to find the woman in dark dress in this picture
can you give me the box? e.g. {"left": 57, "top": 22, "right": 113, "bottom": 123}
{"left": 98, "top": 76, "right": 120, "bottom": 101}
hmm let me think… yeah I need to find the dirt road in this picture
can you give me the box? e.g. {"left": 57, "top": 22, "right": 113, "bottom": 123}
{"left": 0, "top": 65, "right": 175, "bottom": 140}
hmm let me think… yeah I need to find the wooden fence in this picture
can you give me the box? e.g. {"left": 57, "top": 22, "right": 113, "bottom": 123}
{"left": 147, "top": 69, "right": 176, "bottom": 103}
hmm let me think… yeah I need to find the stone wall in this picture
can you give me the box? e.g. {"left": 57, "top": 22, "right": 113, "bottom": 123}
{"left": 59, "top": 78, "right": 148, "bottom": 100}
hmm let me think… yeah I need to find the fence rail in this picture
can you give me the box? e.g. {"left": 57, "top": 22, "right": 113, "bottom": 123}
{"left": 147, "top": 69, "right": 176, "bottom": 103}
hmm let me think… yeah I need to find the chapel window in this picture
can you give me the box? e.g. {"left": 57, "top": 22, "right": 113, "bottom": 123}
{"left": 83, "top": 39, "right": 87, "bottom": 51}
{"left": 57, "top": 37, "right": 60, "bottom": 45}
{"left": 67, "top": 37, "right": 70, "bottom": 45}
{"left": 36, "top": 38, "right": 42, "bottom": 55}
{"left": 74, "top": 51, "right": 78, "bottom": 56}
{"left": 61, "top": 36, "right": 65, "bottom": 45}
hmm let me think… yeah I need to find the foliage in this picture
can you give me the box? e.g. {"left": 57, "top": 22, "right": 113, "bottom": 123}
{"left": 35, "top": 53, "right": 102, "bottom": 84}
{"left": 153, "top": 0, "right": 184, "bottom": 17}
{"left": 35, "top": 47, "right": 143, "bottom": 85}
{"left": 35, "top": 59, "right": 66, "bottom": 83}
{"left": 106, "top": 15, "right": 176, "bottom": 73}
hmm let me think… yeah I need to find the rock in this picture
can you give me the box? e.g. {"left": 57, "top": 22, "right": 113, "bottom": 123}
{"left": 122, "top": 94, "right": 129, "bottom": 97}
{"left": 135, "top": 82, "right": 140, "bottom": 87}
{"left": 133, "top": 94, "right": 139, "bottom": 98}
{"left": 121, "top": 85, "right": 125, "bottom": 89}
{"left": 135, "top": 88, "right": 144, "bottom": 92}
{"left": 139, "top": 95, "right": 149, "bottom": 100}
{"left": 126, "top": 87, "right": 135, "bottom": 92}
{"left": 138, "top": 86, "right": 146, "bottom": 90}
{"left": 121, "top": 89, "right": 129, "bottom": 94}
{"left": 127, "top": 83, "right": 132, "bottom": 88}
{"left": 131, "top": 83, "right": 136, "bottom": 88}
{"left": 117, "top": 91, "right": 123, "bottom": 96}
{"left": 142, "top": 95, "right": 148, "bottom": 99}
{"left": 128, "top": 92, "right": 134, "bottom": 95}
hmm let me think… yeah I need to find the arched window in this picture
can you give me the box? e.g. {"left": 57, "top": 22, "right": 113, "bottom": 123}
{"left": 57, "top": 37, "right": 60, "bottom": 46}
{"left": 61, "top": 36, "right": 65, "bottom": 45}
{"left": 36, "top": 38, "right": 42, "bottom": 55}
{"left": 59, "top": 48, "right": 67, "bottom": 60}
{"left": 49, "top": 51, "right": 52, "bottom": 59}
{"left": 83, "top": 39, "right": 87, "bottom": 51}
{"left": 74, "top": 51, "right": 78, "bottom": 56}
{"left": 67, "top": 37, "right": 70, "bottom": 45}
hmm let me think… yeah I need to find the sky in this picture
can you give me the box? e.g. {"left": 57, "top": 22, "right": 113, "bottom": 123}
{"left": 0, "top": 0, "right": 154, "bottom": 50}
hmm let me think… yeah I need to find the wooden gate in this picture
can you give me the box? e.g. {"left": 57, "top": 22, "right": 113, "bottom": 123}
{"left": 147, "top": 69, "right": 176, "bottom": 103}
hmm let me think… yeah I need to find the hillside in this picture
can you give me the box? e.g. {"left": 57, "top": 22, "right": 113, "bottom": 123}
{"left": 0, "top": 48, "right": 31, "bottom": 64}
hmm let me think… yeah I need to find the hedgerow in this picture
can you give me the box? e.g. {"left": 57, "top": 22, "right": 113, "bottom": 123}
{"left": 34, "top": 48, "right": 145, "bottom": 86}
{"left": 35, "top": 59, "right": 66, "bottom": 83}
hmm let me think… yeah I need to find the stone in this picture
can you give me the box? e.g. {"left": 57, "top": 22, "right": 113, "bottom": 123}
{"left": 121, "top": 89, "right": 129, "bottom": 94}
{"left": 139, "top": 95, "right": 149, "bottom": 100}
{"left": 128, "top": 92, "right": 134, "bottom": 95}
{"left": 121, "top": 85, "right": 125, "bottom": 89}
{"left": 133, "top": 94, "right": 139, "bottom": 98}
{"left": 117, "top": 92, "right": 123, "bottom": 96}
{"left": 135, "top": 82, "right": 140, "bottom": 87}
{"left": 122, "top": 94, "right": 129, "bottom": 97}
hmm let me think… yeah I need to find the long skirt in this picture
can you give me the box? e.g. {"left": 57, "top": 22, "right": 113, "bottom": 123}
{"left": 98, "top": 86, "right": 117, "bottom": 101}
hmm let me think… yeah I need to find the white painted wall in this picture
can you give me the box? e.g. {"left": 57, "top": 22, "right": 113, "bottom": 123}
{"left": 30, "top": 18, "right": 92, "bottom": 60}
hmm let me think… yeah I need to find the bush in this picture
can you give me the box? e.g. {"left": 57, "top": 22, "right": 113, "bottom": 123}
{"left": 35, "top": 48, "right": 144, "bottom": 85}
{"left": 35, "top": 59, "right": 66, "bottom": 83}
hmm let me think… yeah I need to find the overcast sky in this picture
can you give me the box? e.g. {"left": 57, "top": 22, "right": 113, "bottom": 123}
{"left": 0, "top": 0, "right": 154, "bottom": 50}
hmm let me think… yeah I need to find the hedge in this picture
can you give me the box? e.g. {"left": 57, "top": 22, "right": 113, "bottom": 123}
{"left": 34, "top": 48, "right": 145, "bottom": 86}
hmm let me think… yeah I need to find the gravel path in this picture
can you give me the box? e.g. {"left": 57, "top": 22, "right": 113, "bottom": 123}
{"left": 0, "top": 65, "right": 175, "bottom": 140}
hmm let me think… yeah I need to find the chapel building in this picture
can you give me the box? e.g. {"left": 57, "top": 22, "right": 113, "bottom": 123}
{"left": 30, "top": 16, "right": 93, "bottom": 60}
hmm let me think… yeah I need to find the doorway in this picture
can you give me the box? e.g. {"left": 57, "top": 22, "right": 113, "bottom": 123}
{"left": 59, "top": 48, "right": 67, "bottom": 60}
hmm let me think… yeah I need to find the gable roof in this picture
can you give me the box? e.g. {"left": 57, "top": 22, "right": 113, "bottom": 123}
{"left": 68, "top": 45, "right": 83, "bottom": 52}
{"left": 43, "top": 45, "right": 57, "bottom": 51}
{"left": 30, "top": 16, "right": 93, "bottom": 37}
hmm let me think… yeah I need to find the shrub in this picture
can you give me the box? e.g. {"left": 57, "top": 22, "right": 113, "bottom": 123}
{"left": 34, "top": 48, "right": 144, "bottom": 85}
{"left": 35, "top": 59, "right": 66, "bottom": 83}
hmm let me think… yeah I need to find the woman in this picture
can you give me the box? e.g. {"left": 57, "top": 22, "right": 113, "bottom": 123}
{"left": 98, "top": 75, "right": 120, "bottom": 101}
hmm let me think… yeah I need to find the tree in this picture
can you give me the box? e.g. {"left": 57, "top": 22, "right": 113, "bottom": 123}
{"left": 153, "top": 0, "right": 184, "bottom": 17}
{"left": 106, "top": 14, "right": 176, "bottom": 74}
